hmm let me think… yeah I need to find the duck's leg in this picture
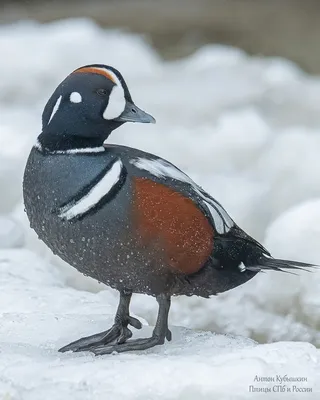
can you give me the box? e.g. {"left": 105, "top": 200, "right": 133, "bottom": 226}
{"left": 91, "top": 293, "right": 171, "bottom": 355}
{"left": 59, "top": 289, "right": 142, "bottom": 353}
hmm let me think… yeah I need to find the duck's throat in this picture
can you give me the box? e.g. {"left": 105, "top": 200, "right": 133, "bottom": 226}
{"left": 36, "top": 132, "right": 106, "bottom": 153}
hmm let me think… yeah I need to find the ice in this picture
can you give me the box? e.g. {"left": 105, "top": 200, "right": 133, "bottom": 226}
{"left": 1, "top": 18, "right": 320, "bottom": 397}
{"left": 0, "top": 250, "right": 319, "bottom": 399}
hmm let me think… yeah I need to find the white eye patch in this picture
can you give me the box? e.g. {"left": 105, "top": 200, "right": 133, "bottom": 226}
{"left": 103, "top": 85, "right": 126, "bottom": 120}
{"left": 100, "top": 68, "right": 126, "bottom": 120}
{"left": 70, "top": 92, "right": 82, "bottom": 103}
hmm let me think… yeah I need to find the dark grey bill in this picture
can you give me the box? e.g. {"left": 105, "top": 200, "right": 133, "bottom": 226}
{"left": 115, "top": 102, "right": 156, "bottom": 124}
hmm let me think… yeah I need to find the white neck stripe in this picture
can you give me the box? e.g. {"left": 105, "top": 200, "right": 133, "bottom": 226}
{"left": 33, "top": 141, "right": 105, "bottom": 155}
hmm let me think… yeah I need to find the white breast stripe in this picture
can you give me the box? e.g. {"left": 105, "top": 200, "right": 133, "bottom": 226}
{"left": 130, "top": 157, "right": 234, "bottom": 234}
{"left": 59, "top": 159, "right": 123, "bottom": 220}
{"left": 48, "top": 95, "right": 62, "bottom": 124}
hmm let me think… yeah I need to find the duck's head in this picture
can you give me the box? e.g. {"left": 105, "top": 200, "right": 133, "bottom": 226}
{"left": 39, "top": 64, "right": 155, "bottom": 151}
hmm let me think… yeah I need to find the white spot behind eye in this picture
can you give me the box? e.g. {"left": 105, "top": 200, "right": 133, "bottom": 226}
{"left": 70, "top": 92, "right": 82, "bottom": 103}
{"left": 103, "top": 85, "right": 126, "bottom": 120}
{"left": 48, "top": 95, "right": 62, "bottom": 124}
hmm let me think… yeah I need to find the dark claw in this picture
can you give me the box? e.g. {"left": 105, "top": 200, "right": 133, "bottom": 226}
{"left": 117, "top": 326, "right": 133, "bottom": 344}
{"left": 128, "top": 316, "right": 143, "bottom": 329}
{"left": 166, "top": 329, "right": 172, "bottom": 342}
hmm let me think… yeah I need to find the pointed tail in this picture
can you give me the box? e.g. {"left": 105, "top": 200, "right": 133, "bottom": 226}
{"left": 245, "top": 254, "right": 317, "bottom": 274}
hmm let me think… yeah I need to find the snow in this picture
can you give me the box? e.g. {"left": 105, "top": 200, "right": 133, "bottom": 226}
{"left": 1, "top": 249, "right": 319, "bottom": 399}
{"left": 0, "top": 216, "right": 24, "bottom": 248}
{"left": 1, "top": 18, "right": 320, "bottom": 398}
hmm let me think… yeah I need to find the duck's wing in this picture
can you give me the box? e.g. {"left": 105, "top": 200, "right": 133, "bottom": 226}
{"left": 128, "top": 155, "right": 235, "bottom": 236}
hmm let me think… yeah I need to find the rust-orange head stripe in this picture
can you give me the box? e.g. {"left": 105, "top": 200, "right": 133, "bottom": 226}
{"left": 73, "top": 67, "right": 116, "bottom": 84}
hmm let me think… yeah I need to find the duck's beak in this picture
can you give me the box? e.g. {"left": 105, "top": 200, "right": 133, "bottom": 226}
{"left": 115, "top": 102, "right": 156, "bottom": 124}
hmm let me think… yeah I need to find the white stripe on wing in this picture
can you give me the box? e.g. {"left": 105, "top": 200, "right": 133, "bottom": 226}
{"left": 130, "top": 157, "right": 233, "bottom": 234}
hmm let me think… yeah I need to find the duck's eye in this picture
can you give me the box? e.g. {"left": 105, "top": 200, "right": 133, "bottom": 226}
{"left": 96, "top": 88, "right": 108, "bottom": 96}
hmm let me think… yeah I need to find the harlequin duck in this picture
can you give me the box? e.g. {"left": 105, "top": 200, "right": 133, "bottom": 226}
{"left": 23, "top": 64, "right": 315, "bottom": 355}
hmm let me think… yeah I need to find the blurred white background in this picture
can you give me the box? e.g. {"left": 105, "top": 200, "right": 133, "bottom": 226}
{"left": 2, "top": 18, "right": 320, "bottom": 344}
{"left": 1, "top": 2, "right": 320, "bottom": 398}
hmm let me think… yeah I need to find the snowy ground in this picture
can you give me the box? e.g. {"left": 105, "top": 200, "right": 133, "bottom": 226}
{"left": 1, "top": 248, "right": 319, "bottom": 399}
{"left": 1, "top": 18, "right": 320, "bottom": 398}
